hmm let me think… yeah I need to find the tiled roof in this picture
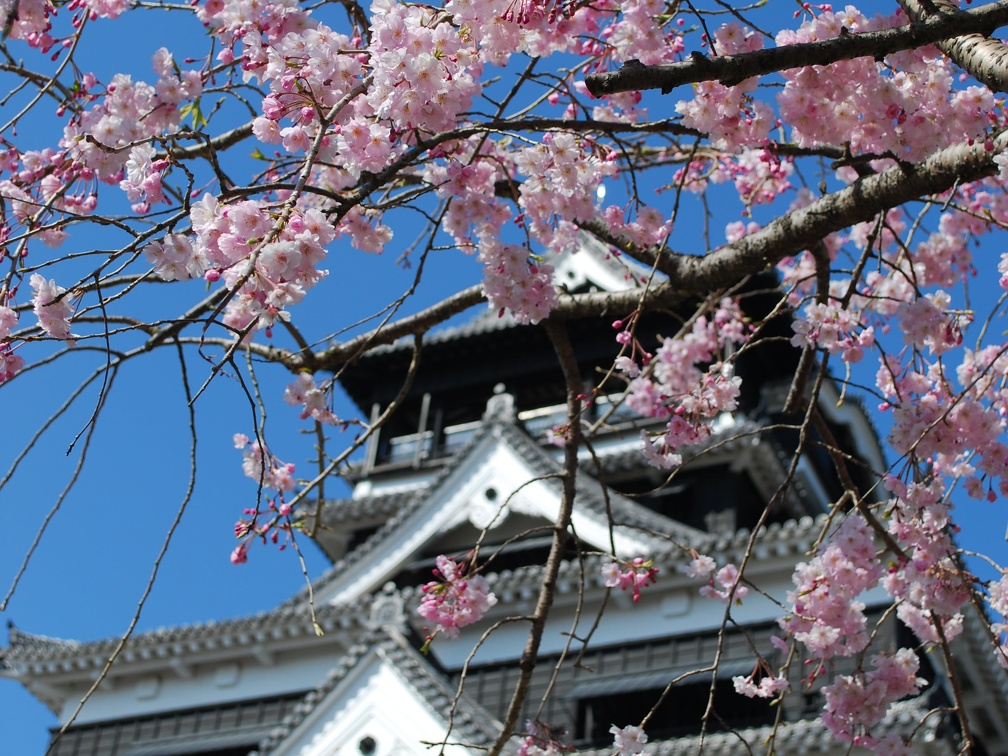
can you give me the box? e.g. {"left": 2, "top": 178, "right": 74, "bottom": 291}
{"left": 257, "top": 628, "right": 503, "bottom": 754}
{"left": 359, "top": 308, "right": 521, "bottom": 359}
{"left": 354, "top": 232, "right": 648, "bottom": 360}
{"left": 3, "top": 624, "right": 80, "bottom": 662}
{"left": 311, "top": 488, "right": 427, "bottom": 524}
{"left": 279, "top": 418, "right": 490, "bottom": 609}
{"left": 1, "top": 507, "right": 825, "bottom": 675}
{"left": 392, "top": 514, "right": 829, "bottom": 605}
{"left": 293, "top": 411, "right": 706, "bottom": 607}
{"left": 574, "top": 695, "right": 944, "bottom": 755}
{"left": 2, "top": 596, "right": 373, "bottom": 668}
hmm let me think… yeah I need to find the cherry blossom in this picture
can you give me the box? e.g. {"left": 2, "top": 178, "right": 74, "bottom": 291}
{"left": 601, "top": 557, "right": 658, "bottom": 602}
{"left": 29, "top": 274, "right": 76, "bottom": 346}
{"left": 622, "top": 299, "right": 750, "bottom": 470}
{"left": 283, "top": 373, "right": 340, "bottom": 425}
{"left": 417, "top": 555, "right": 497, "bottom": 639}
{"left": 821, "top": 649, "right": 926, "bottom": 748}
{"left": 517, "top": 720, "right": 571, "bottom": 756}
{"left": 610, "top": 724, "right": 647, "bottom": 755}
{"left": 780, "top": 516, "right": 880, "bottom": 660}
{"left": 732, "top": 672, "right": 789, "bottom": 700}
{"left": 684, "top": 552, "right": 716, "bottom": 580}
{"left": 6, "top": 0, "right": 1008, "bottom": 750}
{"left": 699, "top": 563, "right": 748, "bottom": 605}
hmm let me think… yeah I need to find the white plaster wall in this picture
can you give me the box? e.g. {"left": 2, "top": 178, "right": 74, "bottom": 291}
{"left": 431, "top": 575, "right": 892, "bottom": 668}
{"left": 61, "top": 648, "right": 331, "bottom": 724}
{"left": 321, "top": 431, "right": 654, "bottom": 607}
{"left": 273, "top": 656, "right": 473, "bottom": 756}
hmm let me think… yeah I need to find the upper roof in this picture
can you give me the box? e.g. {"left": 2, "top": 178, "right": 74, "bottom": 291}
{"left": 299, "top": 395, "right": 705, "bottom": 607}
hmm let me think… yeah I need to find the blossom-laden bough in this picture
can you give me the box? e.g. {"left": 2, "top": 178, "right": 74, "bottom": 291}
{"left": 4, "top": 0, "right": 1008, "bottom": 754}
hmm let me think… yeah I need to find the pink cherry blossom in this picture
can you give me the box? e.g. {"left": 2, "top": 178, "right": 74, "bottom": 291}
{"left": 684, "top": 553, "right": 716, "bottom": 580}
{"left": 417, "top": 555, "right": 497, "bottom": 639}
{"left": 820, "top": 649, "right": 926, "bottom": 747}
{"left": 602, "top": 557, "right": 658, "bottom": 602}
{"left": 29, "top": 274, "right": 76, "bottom": 346}
{"left": 732, "top": 672, "right": 789, "bottom": 700}
{"left": 610, "top": 724, "right": 647, "bottom": 755}
{"left": 699, "top": 563, "right": 748, "bottom": 604}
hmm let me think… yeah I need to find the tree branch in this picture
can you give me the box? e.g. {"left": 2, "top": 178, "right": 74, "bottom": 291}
{"left": 488, "top": 319, "right": 582, "bottom": 756}
{"left": 203, "top": 130, "right": 1005, "bottom": 377}
{"left": 899, "top": 0, "right": 1008, "bottom": 93}
{"left": 311, "top": 284, "right": 486, "bottom": 371}
{"left": 585, "top": 1, "right": 1008, "bottom": 97}
{"left": 551, "top": 131, "right": 1007, "bottom": 317}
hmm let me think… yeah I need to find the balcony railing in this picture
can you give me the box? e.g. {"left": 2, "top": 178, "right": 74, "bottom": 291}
{"left": 371, "top": 396, "right": 649, "bottom": 471}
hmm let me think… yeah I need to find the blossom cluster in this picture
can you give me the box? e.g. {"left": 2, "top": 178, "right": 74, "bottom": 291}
{"left": 29, "top": 274, "right": 76, "bottom": 347}
{"left": 882, "top": 478, "right": 969, "bottom": 644}
{"left": 776, "top": 8, "right": 993, "bottom": 160}
{"left": 167, "top": 194, "right": 336, "bottom": 337}
{"left": 699, "top": 563, "right": 748, "bottom": 605}
{"left": 283, "top": 373, "right": 340, "bottom": 425}
{"left": 988, "top": 574, "right": 1008, "bottom": 669}
{"left": 0, "top": 304, "right": 23, "bottom": 382}
{"left": 516, "top": 720, "right": 572, "bottom": 756}
{"left": 780, "top": 516, "right": 880, "bottom": 661}
{"left": 64, "top": 51, "right": 203, "bottom": 189}
{"left": 609, "top": 724, "right": 647, "bottom": 755}
{"left": 514, "top": 132, "right": 616, "bottom": 253}
{"left": 821, "top": 649, "right": 926, "bottom": 749}
{"left": 601, "top": 557, "right": 658, "bottom": 602}
{"left": 230, "top": 433, "right": 300, "bottom": 564}
{"left": 676, "top": 23, "right": 774, "bottom": 149}
{"left": 618, "top": 299, "right": 750, "bottom": 470}
{"left": 773, "top": 510, "right": 953, "bottom": 748}
{"left": 417, "top": 554, "right": 497, "bottom": 639}
{"left": 732, "top": 670, "right": 789, "bottom": 700}
{"left": 477, "top": 237, "right": 557, "bottom": 325}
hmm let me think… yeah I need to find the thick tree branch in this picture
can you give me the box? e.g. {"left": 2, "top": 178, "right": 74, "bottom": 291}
{"left": 175, "top": 133, "right": 1006, "bottom": 377}
{"left": 550, "top": 131, "right": 1007, "bottom": 317}
{"left": 163, "top": 122, "right": 255, "bottom": 160}
{"left": 585, "top": 1, "right": 1008, "bottom": 97}
{"left": 899, "top": 0, "right": 1008, "bottom": 93}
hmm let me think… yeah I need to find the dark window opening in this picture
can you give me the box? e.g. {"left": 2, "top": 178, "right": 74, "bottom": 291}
{"left": 393, "top": 531, "right": 576, "bottom": 590}
{"left": 576, "top": 680, "right": 776, "bottom": 745}
{"left": 617, "top": 465, "right": 774, "bottom": 533}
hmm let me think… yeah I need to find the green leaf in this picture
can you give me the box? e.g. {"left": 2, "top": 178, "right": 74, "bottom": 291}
{"left": 180, "top": 99, "right": 207, "bottom": 130}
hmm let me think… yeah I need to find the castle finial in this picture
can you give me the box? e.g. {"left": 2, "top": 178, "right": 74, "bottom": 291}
{"left": 484, "top": 385, "right": 516, "bottom": 422}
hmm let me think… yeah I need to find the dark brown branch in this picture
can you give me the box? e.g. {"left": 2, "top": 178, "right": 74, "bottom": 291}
{"left": 164, "top": 122, "right": 255, "bottom": 161}
{"left": 585, "top": 1, "right": 1008, "bottom": 97}
{"left": 311, "top": 284, "right": 486, "bottom": 372}
{"left": 900, "top": 0, "right": 1008, "bottom": 93}
{"left": 550, "top": 131, "right": 1007, "bottom": 318}
{"left": 184, "top": 132, "right": 1005, "bottom": 376}
{"left": 488, "top": 320, "right": 582, "bottom": 756}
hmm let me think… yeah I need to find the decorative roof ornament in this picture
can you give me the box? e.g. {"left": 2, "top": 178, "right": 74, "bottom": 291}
{"left": 368, "top": 583, "right": 406, "bottom": 630}
{"left": 483, "top": 384, "right": 516, "bottom": 422}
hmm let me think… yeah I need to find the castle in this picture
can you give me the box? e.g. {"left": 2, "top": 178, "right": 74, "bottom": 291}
{"left": 4, "top": 243, "right": 1008, "bottom": 755}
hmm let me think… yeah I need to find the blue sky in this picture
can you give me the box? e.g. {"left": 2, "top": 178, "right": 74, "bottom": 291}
{"left": 4, "top": 4, "right": 1008, "bottom": 756}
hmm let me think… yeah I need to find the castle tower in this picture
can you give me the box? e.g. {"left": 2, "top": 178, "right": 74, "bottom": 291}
{"left": 4, "top": 246, "right": 1007, "bottom": 755}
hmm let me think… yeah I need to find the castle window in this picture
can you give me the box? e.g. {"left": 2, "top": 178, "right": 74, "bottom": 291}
{"left": 574, "top": 675, "right": 775, "bottom": 744}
